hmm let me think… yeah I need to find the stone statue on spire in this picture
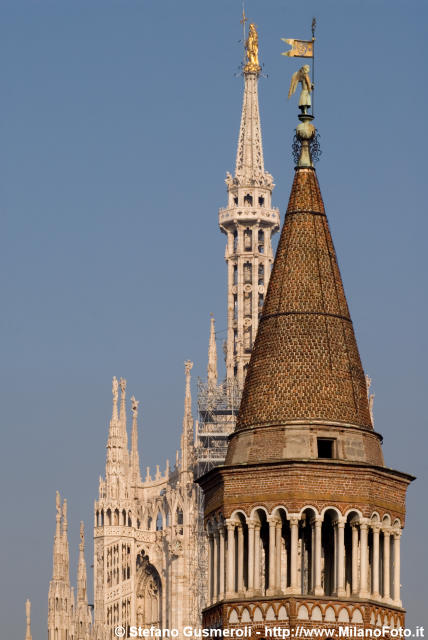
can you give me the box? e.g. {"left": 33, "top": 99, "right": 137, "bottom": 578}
{"left": 80, "top": 521, "right": 84, "bottom": 550}
{"left": 131, "top": 395, "right": 139, "bottom": 417}
{"left": 112, "top": 376, "right": 118, "bottom": 401}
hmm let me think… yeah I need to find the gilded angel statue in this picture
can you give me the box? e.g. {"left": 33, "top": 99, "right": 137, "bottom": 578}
{"left": 288, "top": 64, "right": 313, "bottom": 114}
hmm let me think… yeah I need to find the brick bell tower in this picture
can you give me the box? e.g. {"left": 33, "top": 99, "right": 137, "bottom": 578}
{"left": 198, "top": 61, "right": 414, "bottom": 634}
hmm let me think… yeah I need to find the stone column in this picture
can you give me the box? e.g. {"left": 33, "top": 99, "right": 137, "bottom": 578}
{"left": 267, "top": 516, "right": 277, "bottom": 594}
{"left": 393, "top": 529, "right": 402, "bottom": 606}
{"left": 254, "top": 524, "right": 261, "bottom": 592}
{"left": 219, "top": 525, "right": 225, "bottom": 600}
{"left": 237, "top": 524, "right": 244, "bottom": 594}
{"left": 275, "top": 520, "right": 282, "bottom": 593}
{"left": 313, "top": 516, "right": 323, "bottom": 596}
{"left": 335, "top": 518, "right": 346, "bottom": 597}
{"left": 247, "top": 520, "right": 255, "bottom": 593}
{"left": 213, "top": 530, "right": 219, "bottom": 601}
{"left": 383, "top": 527, "right": 391, "bottom": 603}
{"left": 289, "top": 514, "right": 300, "bottom": 594}
{"left": 359, "top": 520, "right": 369, "bottom": 598}
{"left": 226, "top": 520, "right": 236, "bottom": 598}
{"left": 351, "top": 523, "right": 359, "bottom": 595}
{"left": 372, "top": 523, "right": 381, "bottom": 599}
{"left": 207, "top": 532, "right": 213, "bottom": 604}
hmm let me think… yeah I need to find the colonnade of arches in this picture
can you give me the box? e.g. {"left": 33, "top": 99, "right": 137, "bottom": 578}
{"left": 206, "top": 506, "right": 402, "bottom": 607}
{"left": 95, "top": 503, "right": 184, "bottom": 533}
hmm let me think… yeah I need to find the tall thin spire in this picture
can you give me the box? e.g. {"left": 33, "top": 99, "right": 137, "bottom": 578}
{"left": 62, "top": 498, "right": 70, "bottom": 585}
{"left": 76, "top": 522, "right": 92, "bottom": 640}
{"left": 52, "top": 491, "right": 63, "bottom": 580}
{"left": 220, "top": 22, "right": 280, "bottom": 389}
{"left": 77, "top": 522, "right": 88, "bottom": 603}
{"left": 181, "top": 361, "right": 194, "bottom": 473}
{"left": 119, "top": 377, "right": 129, "bottom": 448}
{"left": 130, "top": 395, "right": 142, "bottom": 485}
{"left": 25, "top": 599, "right": 32, "bottom": 640}
{"left": 207, "top": 315, "right": 218, "bottom": 390}
{"left": 112, "top": 375, "right": 119, "bottom": 422}
{"left": 49, "top": 493, "right": 73, "bottom": 640}
{"left": 235, "top": 23, "right": 264, "bottom": 181}
{"left": 105, "top": 376, "right": 128, "bottom": 490}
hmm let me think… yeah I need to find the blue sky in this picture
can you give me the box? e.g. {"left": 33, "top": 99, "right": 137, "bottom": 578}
{"left": 0, "top": 1, "right": 427, "bottom": 637}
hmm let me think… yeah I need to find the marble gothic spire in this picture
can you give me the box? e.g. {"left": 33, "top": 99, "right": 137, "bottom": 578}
{"left": 207, "top": 315, "right": 218, "bottom": 390}
{"left": 48, "top": 492, "right": 73, "bottom": 640}
{"left": 105, "top": 376, "right": 129, "bottom": 492}
{"left": 220, "top": 23, "right": 280, "bottom": 388}
{"left": 77, "top": 522, "right": 88, "bottom": 604}
{"left": 181, "top": 361, "right": 194, "bottom": 475}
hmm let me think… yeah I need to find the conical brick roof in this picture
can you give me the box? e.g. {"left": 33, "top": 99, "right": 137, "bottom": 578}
{"left": 236, "top": 166, "right": 372, "bottom": 432}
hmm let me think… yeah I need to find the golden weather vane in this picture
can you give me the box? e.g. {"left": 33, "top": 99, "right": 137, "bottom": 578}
{"left": 281, "top": 17, "right": 316, "bottom": 115}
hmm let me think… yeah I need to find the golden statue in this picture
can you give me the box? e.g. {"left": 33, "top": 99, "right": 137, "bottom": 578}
{"left": 244, "top": 23, "right": 261, "bottom": 72}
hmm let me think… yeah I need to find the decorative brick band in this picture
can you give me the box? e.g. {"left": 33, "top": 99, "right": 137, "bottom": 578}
{"left": 260, "top": 310, "right": 352, "bottom": 323}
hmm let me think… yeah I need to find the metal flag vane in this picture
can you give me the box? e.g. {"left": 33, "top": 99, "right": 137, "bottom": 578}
{"left": 281, "top": 16, "right": 316, "bottom": 116}
{"left": 281, "top": 18, "right": 321, "bottom": 166}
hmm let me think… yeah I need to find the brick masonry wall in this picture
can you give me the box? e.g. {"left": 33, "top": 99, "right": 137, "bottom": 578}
{"left": 200, "top": 461, "right": 411, "bottom": 523}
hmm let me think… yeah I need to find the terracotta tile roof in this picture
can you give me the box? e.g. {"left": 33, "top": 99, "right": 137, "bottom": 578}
{"left": 236, "top": 167, "right": 372, "bottom": 431}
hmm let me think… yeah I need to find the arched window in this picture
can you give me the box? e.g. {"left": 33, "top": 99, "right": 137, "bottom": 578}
{"left": 244, "top": 193, "right": 253, "bottom": 206}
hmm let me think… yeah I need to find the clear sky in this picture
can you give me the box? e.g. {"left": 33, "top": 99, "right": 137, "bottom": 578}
{"left": 1, "top": 1, "right": 427, "bottom": 637}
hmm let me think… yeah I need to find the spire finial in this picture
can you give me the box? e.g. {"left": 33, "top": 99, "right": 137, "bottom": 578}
{"left": 119, "top": 377, "right": 127, "bottom": 417}
{"left": 281, "top": 25, "right": 321, "bottom": 167}
{"left": 244, "top": 22, "right": 261, "bottom": 74}
{"left": 131, "top": 395, "right": 139, "bottom": 418}
{"left": 207, "top": 315, "right": 218, "bottom": 391}
{"left": 112, "top": 376, "right": 119, "bottom": 422}
{"left": 79, "top": 521, "right": 85, "bottom": 552}
{"left": 184, "top": 361, "right": 193, "bottom": 415}
{"left": 25, "top": 599, "right": 32, "bottom": 640}
{"left": 62, "top": 499, "right": 68, "bottom": 533}
{"left": 55, "top": 490, "right": 61, "bottom": 533}
{"left": 130, "top": 395, "right": 142, "bottom": 485}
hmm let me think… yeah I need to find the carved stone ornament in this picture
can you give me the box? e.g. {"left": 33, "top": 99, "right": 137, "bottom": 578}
{"left": 169, "top": 538, "right": 183, "bottom": 557}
